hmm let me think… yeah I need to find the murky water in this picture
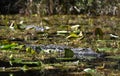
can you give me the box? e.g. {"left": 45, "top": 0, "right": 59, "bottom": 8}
{"left": 0, "top": 15, "right": 120, "bottom": 76}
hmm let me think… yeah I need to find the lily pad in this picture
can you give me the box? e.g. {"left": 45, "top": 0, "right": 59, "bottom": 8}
{"left": 64, "top": 48, "right": 74, "bottom": 58}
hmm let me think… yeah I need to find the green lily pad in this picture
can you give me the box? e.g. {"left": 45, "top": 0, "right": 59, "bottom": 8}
{"left": 64, "top": 48, "right": 74, "bottom": 58}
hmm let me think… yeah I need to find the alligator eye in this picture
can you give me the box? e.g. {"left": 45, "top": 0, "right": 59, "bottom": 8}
{"left": 82, "top": 48, "right": 86, "bottom": 51}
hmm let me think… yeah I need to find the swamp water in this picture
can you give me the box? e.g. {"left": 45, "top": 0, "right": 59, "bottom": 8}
{"left": 0, "top": 15, "right": 120, "bottom": 76}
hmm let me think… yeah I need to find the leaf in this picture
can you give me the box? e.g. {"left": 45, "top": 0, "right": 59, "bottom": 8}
{"left": 26, "top": 47, "right": 31, "bottom": 53}
{"left": 64, "top": 48, "right": 74, "bottom": 58}
{"left": 66, "top": 33, "right": 79, "bottom": 39}
{"left": 21, "top": 65, "right": 29, "bottom": 72}
{"left": 78, "top": 31, "right": 84, "bottom": 40}
{"left": 84, "top": 68, "right": 96, "bottom": 73}
{"left": 21, "top": 61, "right": 42, "bottom": 66}
{"left": 31, "top": 49, "right": 36, "bottom": 54}
{"left": 26, "top": 47, "right": 36, "bottom": 54}
{"left": 9, "top": 57, "right": 42, "bottom": 66}
{"left": 71, "top": 25, "right": 81, "bottom": 31}
{"left": 88, "top": 0, "right": 94, "bottom": 5}
{"left": 9, "top": 54, "right": 14, "bottom": 60}
{"left": 0, "top": 43, "right": 17, "bottom": 50}
{"left": 18, "top": 45, "right": 25, "bottom": 49}
{"left": 57, "top": 31, "right": 69, "bottom": 35}
{"left": 9, "top": 61, "right": 13, "bottom": 66}
{"left": 97, "top": 47, "right": 112, "bottom": 51}
{"left": 0, "top": 45, "right": 12, "bottom": 50}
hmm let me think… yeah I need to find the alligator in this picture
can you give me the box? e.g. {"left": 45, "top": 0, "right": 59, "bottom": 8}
{"left": 26, "top": 44, "right": 104, "bottom": 59}
{"left": 25, "top": 25, "right": 45, "bottom": 32}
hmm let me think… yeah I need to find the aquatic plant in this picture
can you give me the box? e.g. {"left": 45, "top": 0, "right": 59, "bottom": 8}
{"left": 64, "top": 48, "right": 74, "bottom": 58}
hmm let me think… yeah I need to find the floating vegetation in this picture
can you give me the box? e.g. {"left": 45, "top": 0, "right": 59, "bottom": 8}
{"left": 0, "top": 14, "right": 120, "bottom": 76}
